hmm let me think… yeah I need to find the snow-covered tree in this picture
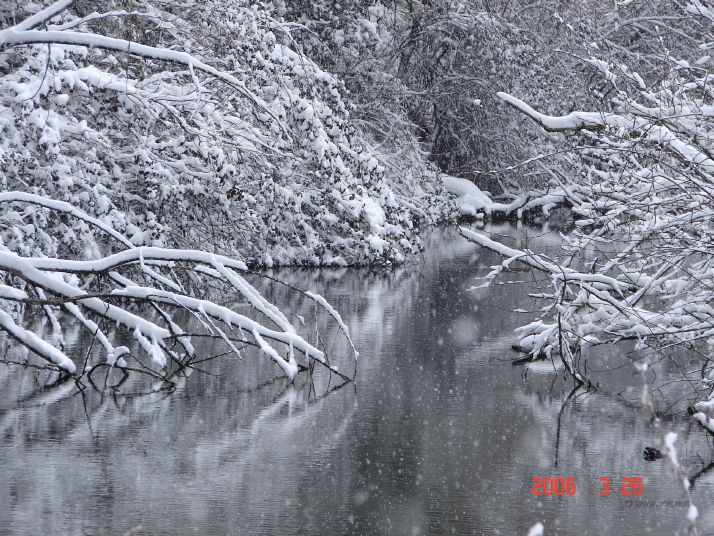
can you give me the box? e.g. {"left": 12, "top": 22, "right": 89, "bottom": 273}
{"left": 462, "top": 0, "right": 714, "bottom": 421}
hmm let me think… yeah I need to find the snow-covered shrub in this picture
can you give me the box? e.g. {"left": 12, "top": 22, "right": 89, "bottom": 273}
{"left": 277, "top": 0, "right": 457, "bottom": 210}
{"left": 0, "top": 0, "right": 449, "bottom": 268}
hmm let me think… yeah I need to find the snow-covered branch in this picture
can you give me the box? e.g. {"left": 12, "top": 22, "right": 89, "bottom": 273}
{"left": 10, "top": 0, "right": 74, "bottom": 32}
{"left": 497, "top": 92, "right": 610, "bottom": 132}
{"left": 442, "top": 175, "right": 583, "bottom": 220}
{"left": 0, "top": 185, "right": 355, "bottom": 383}
{"left": 498, "top": 91, "right": 714, "bottom": 177}
{"left": 0, "top": 209, "right": 354, "bottom": 384}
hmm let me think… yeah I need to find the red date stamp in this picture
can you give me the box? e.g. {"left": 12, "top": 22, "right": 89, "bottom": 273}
{"left": 532, "top": 477, "right": 644, "bottom": 497}
{"left": 531, "top": 477, "right": 577, "bottom": 496}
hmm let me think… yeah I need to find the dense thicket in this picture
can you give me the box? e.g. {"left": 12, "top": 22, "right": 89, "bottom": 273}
{"left": 280, "top": 0, "right": 600, "bottom": 191}
{"left": 5, "top": 0, "right": 714, "bottom": 404}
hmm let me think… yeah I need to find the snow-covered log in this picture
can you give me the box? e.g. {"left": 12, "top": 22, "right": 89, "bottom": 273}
{"left": 442, "top": 175, "right": 582, "bottom": 221}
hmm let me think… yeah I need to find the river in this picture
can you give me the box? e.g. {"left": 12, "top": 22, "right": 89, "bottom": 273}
{"left": 0, "top": 226, "right": 712, "bottom": 535}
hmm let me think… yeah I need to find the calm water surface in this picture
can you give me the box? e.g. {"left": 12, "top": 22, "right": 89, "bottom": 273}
{"left": 1, "top": 226, "right": 713, "bottom": 535}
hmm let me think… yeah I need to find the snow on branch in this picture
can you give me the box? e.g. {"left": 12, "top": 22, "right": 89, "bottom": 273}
{"left": 0, "top": 28, "right": 270, "bottom": 113}
{"left": 459, "top": 228, "right": 632, "bottom": 293}
{"left": 23, "top": 247, "right": 248, "bottom": 274}
{"left": 497, "top": 92, "right": 714, "bottom": 176}
{"left": 0, "top": 4, "right": 281, "bottom": 128}
{"left": 497, "top": 92, "right": 610, "bottom": 132}
{"left": 0, "top": 191, "right": 133, "bottom": 248}
{"left": 442, "top": 175, "right": 584, "bottom": 221}
{"left": 0, "top": 308, "right": 76, "bottom": 372}
{"left": 10, "top": 0, "right": 74, "bottom": 32}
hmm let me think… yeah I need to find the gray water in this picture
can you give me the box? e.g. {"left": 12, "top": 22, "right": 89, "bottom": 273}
{"left": 1, "top": 226, "right": 713, "bottom": 535}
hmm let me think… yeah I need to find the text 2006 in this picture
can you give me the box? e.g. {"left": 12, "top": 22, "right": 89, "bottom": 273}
{"left": 531, "top": 477, "right": 645, "bottom": 497}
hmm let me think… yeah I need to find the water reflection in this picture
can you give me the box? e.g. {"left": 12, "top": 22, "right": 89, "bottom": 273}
{"left": 0, "top": 226, "right": 712, "bottom": 535}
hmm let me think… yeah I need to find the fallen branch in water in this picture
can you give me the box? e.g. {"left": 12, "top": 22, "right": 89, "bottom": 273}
{"left": 0, "top": 193, "right": 357, "bottom": 390}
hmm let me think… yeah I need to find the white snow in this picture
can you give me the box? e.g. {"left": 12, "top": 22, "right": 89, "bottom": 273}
{"left": 692, "top": 411, "right": 714, "bottom": 434}
{"left": 664, "top": 432, "right": 679, "bottom": 466}
{"left": 252, "top": 328, "right": 298, "bottom": 379}
{"left": 0, "top": 309, "right": 76, "bottom": 373}
{"left": 441, "top": 175, "right": 492, "bottom": 217}
{"left": 527, "top": 522, "right": 544, "bottom": 536}
{"left": 688, "top": 505, "right": 699, "bottom": 522}
{"left": 497, "top": 92, "right": 608, "bottom": 131}
{"left": 306, "top": 291, "right": 359, "bottom": 358}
